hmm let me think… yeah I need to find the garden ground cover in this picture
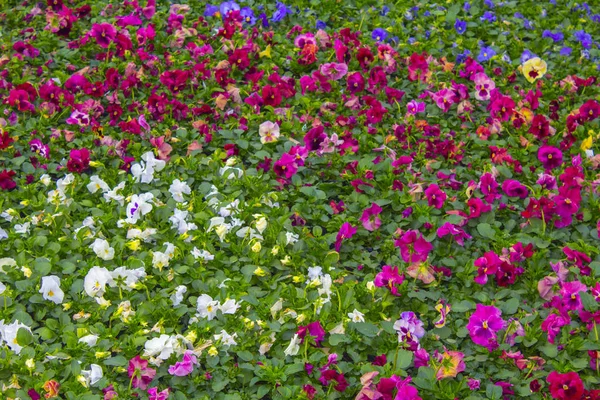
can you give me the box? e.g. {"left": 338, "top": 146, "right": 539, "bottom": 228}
{"left": 0, "top": 0, "right": 600, "bottom": 399}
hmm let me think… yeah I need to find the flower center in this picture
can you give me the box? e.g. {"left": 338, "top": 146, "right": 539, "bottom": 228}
{"left": 482, "top": 321, "right": 488, "bottom": 329}
{"left": 48, "top": 290, "right": 54, "bottom": 297}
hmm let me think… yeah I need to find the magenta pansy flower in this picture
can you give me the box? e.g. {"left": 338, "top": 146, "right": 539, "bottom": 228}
{"left": 168, "top": 350, "right": 198, "bottom": 377}
{"left": 394, "top": 230, "right": 433, "bottom": 263}
{"left": 466, "top": 304, "right": 506, "bottom": 351}
{"left": 359, "top": 203, "right": 383, "bottom": 231}
{"left": 335, "top": 222, "right": 356, "bottom": 252}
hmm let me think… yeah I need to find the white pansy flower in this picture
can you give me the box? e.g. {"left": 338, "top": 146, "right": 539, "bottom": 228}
{"left": 131, "top": 152, "right": 165, "bottom": 183}
{"left": 39, "top": 276, "right": 64, "bottom": 304}
{"left": 219, "top": 299, "right": 240, "bottom": 315}
{"left": 81, "top": 364, "right": 103, "bottom": 386}
{"left": 91, "top": 238, "right": 114, "bottom": 261}
{"left": 0, "top": 282, "right": 5, "bottom": 295}
{"left": 218, "top": 199, "right": 240, "bottom": 217}
{"left": 84, "top": 267, "right": 114, "bottom": 297}
{"left": 348, "top": 309, "right": 365, "bottom": 323}
{"left": 236, "top": 226, "right": 263, "bottom": 241}
{"left": 56, "top": 173, "right": 75, "bottom": 192}
{"left": 254, "top": 216, "right": 268, "bottom": 234}
{"left": 79, "top": 334, "right": 99, "bottom": 347}
{"left": 171, "top": 285, "right": 187, "bottom": 306}
{"left": 307, "top": 266, "right": 323, "bottom": 281}
{"left": 259, "top": 121, "right": 280, "bottom": 144}
{"left": 164, "top": 242, "right": 176, "bottom": 259}
{"left": 214, "top": 330, "right": 237, "bottom": 348}
{"left": 0, "top": 320, "right": 31, "bottom": 354}
{"left": 125, "top": 193, "right": 154, "bottom": 224}
{"left": 0, "top": 227, "right": 7, "bottom": 240}
{"left": 219, "top": 166, "right": 243, "bottom": 179}
{"left": 144, "top": 334, "right": 176, "bottom": 360}
{"left": 284, "top": 334, "right": 301, "bottom": 356}
{"left": 286, "top": 231, "right": 299, "bottom": 245}
{"left": 196, "top": 294, "right": 219, "bottom": 321}
{"left": 104, "top": 182, "right": 126, "bottom": 205}
{"left": 110, "top": 267, "right": 146, "bottom": 290}
{"left": 14, "top": 222, "right": 31, "bottom": 235}
{"left": 169, "top": 209, "right": 197, "bottom": 234}
{"left": 169, "top": 179, "right": 191, "bottom": 203}
{"left": 191, "top": 247, "right": 214, "bottom": 261}
{"left": 87, "top": 176, "right": 109, "bottom": 194}
{"left": 152, "top": 251, "right": 170, "bottom": 271}
{"left": 214, "top": 224, "right": 229, "bottom": 241}
{"left": 0, "top": 258, "right": 16, "bottom": 273}
{"left": 40, "top": 174, "right": 52, "bottom": 186}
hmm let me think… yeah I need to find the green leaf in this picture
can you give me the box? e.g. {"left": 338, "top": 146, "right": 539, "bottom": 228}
{"left": 352, "top": 322, "right": 379, "bottom": 337}
{"left": 477, "top": 223, "right": 496, "bottom": 239}
{"left": 540, "top": 344, "right": 558, "bottom": 358}
{"left": 236, "top": 350, "right": 253, "bottom": 362}
{"left": 580, "top": 291, "right": 598, "bottom": 312}
{"left": 33, "top": 258, "right": 52, "bottom": 275}
{"left": 500, "top": 297, "right": 520, "bottom": 315}
{"left": 394, "top": 349, "right": 413, "bottom": 370}
{"left": 486, "top": 383, "right": 503, "bottom": 399}
{"left": 16, "top": 328, "right": 33, "bottom": 346}
{"left": 104, "top": 355, "right": 128, "bottom": 366}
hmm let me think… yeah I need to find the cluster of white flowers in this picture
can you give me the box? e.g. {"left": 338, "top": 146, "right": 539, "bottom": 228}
{"left": 143, "top": 334, "right": 192, "bottom": 365}
{"left": 131, "top": 151, "right": 166, "bottom": 183}
{"left": 83, "top": 265, "right": 146, "bottom": 304}
{"left": 152, "top": 242, "right": 176, "bottom": 271}
{"left": 87, "top": 175, "right": 126, "bottom": 205}
{"left": 195, "top": 294, "right": 241, "bottom": 321}
{"left": 47, "top": 173, "right": 75, "bottom": 206}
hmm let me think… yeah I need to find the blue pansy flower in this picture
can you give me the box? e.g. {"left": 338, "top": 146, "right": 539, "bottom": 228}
{"left": 559, "top": 47, "right": 572, "bottom": 56}
{"left": 574, "top": 30, "right": 592, "bottom": 49}
{"left": 455, "top": 19, "right": 467, "bottom": 34}
{"left": 204, "top": 4, "right": 219, "bottom": 17}
{"left": 219, "top": 1, "right": 240, "bottom": 19}
{"left": 240, "top": 7, "right": 256, "bottom": 25}
{"left": 408, "top": 37, "right": 416, "bottom": 45}
{"left": 424, "top": 10, "right": 431, "bottom": 17}
{"left": 316, "top": 20, "right": 326, "bottom": 30}
{"left": 477, "top": 46, "right": 496, "bottom": 62}
{"left": 464, "top": 2, "right": 471, "bottom": 12}
{"left": 542, "top": 30, "right": 564, "bottom": 42}
{"left": 521, "top": 49, "right": 537, "bottom": 63}
{"left": 372, "top": 28, "right": 388, "bottom": 42}
{"left": 456, "top": 49, "right": 471, "bottom": 64}
{"left": 481, "top": 11, "right": 496, "bottom": 22}
{"left": 513, "top": 12, "right": 524, "bottom": 19}
{"left": 259, "top": 12, "right": 269, "bottom": 27}
{"left": 484, "top": 0, "right": 495, "bottom": 8}
{"left": 523, "top": 19, "right": 534, "bottom": 30}
{"left": 381, "top": 6, "right": 390, "bottom": 16}
{"left": 272, "top": 1, "right": 292, "bottom": 22}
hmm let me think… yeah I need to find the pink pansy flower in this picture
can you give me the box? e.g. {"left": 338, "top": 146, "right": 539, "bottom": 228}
{"left": 466, "top": 304, "right": 506, "bottom": 351}
{"left": 359, "top": 203, "right": 383, "bottom": 231}
{"left": 319, "top": 63, "right": 348, "bottom": 80}
{"left": 394, "top": 230, "right": 433, "bottom": 263}
{"left": 335, "top": 222, "right": 356, "bottom": 252}
{"left": 437, "top": 223, "right": 471, "bottom": 246}
{"left": 127, "top": 356, "right": 156, "bottom": 390}
{"left": 425, "top": 184, "right": 447, "bottom": 209}
{"left": 90, "top": 23, "right": 117, "bottom": 48}
{"left": 374, "top": 265, "right": 404, "bottom": 296}
{"left": 473, "top": 73, "right": 495, "bottom": 100}
{"left": 168, "top": 351, "right": 198, "bottom": 376}
{"left": 147, "top": 387, "right": 169, "bottom": 400}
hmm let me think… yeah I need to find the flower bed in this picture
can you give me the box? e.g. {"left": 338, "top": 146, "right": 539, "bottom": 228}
{"left": 0, "top": 0, "right": 600, "bottom": 399}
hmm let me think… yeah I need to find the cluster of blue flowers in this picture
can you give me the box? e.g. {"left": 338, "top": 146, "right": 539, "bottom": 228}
{"left": 204, "top": 1, "right": 293, "bottom": 26}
